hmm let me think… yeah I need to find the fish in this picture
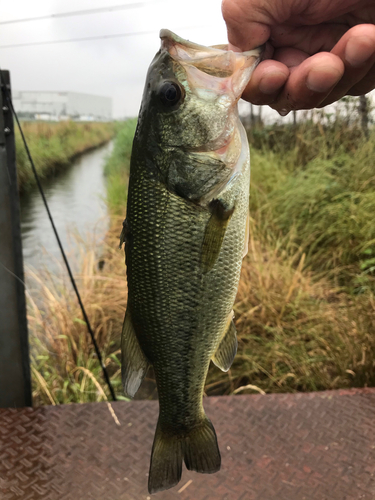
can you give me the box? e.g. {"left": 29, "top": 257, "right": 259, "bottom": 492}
{"left": 120, "top": 29, "right": 261, "bottom": 494}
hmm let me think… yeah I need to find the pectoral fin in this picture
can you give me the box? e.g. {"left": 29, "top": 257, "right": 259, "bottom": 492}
{"left": 201, "top": 199, "right": 234, "bottom": 273}
{"left": 121, "top": 310, "right": 149, "bottom": 398}
{"left": 212, "top": 312, "right": 238, "bottom": 372}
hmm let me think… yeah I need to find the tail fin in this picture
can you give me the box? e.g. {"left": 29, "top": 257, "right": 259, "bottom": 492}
{"left": 148, "top": 416, "right": 221, "bottom": 494}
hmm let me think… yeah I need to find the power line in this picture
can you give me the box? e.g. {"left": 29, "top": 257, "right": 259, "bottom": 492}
{"left": 0, "top": 30, "right": 156, "bottom": 49}
{"left": 0, "top": 26, "right": 205, "bottom": 49}
{"left": 0, "top": 2, "right": 153, "bottom": 25}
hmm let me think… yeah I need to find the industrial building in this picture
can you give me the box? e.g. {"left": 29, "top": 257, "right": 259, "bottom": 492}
{"left": 12, "top": 91, "right": 112, "bottom": 121}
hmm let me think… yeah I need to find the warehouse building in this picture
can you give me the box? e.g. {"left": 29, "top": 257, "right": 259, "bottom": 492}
{"left": 12, "top": 91, "right": 112, "bottom": 121}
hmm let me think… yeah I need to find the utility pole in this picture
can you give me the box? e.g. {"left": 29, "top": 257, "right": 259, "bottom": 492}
{"left": 0, "top": 70, "right": 32, "bottom": 407}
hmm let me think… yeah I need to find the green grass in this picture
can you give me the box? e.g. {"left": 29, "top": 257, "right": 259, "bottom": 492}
{"left": 104, "top": 118, "right": 137, "bottom": 213}
{"left": 16, "top": 121, "right": 115, "bottom": 192}
{"left": 248, "top": 120, "right": 375, "bottom": 289}
{"left": 101, "top": 116, "right": 375, "bottom": 397}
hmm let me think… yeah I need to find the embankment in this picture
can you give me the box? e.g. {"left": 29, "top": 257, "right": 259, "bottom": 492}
{"left": 16, "top": 121, "right": 115, "bottom": 192}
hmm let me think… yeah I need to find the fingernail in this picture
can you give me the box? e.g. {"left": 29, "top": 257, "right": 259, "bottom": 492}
{"left": 345, "top": 36, "right": 374, "bottom": 67}
{"left": 306, "top": 67, "right": 342, "bottom": 93}
{"left": 259, "top": 70, "right": 288, "bottom": 95}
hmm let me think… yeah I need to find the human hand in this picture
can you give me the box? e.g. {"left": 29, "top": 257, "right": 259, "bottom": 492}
{"left": 222, "top": 0, "right": 375, "bottom": 114}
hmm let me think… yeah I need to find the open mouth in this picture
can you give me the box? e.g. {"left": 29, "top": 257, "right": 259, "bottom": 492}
{"left": 159, "top": 29, "right": 262, "bottom": 100}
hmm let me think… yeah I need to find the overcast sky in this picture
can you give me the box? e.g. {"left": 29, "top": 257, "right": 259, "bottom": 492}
{"left": 0, "top": 0, "right": 232, "bottom": 118}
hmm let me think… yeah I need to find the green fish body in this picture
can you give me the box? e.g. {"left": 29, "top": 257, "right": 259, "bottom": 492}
{"left": 121, "top": 30, "right": 261, "bottom": 494}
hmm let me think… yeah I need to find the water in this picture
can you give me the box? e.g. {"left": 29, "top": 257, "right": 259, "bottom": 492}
{"left": 20, "top": 142, "right": 113, "bottom": 273}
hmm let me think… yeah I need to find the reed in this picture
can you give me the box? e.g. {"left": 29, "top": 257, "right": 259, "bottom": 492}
{"left": 28, "top": 218, "right": 127, "bottom": 405}
{"left": 205, "top": 219, "right": 375, "bottom": 395}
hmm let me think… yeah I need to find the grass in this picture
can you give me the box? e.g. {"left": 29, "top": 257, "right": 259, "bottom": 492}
{"left": 104, "top": 118, "right": 137, "bottom": 213}
{"left": 205, "top": 220, "right": 375, "bottom": 395}
{"left": 248, "top": 120, "right": 375, "bottom": 288}
{"left": 28, "top": 108, "right": 375, "bottom": 404}
{"left": 16, "top": 121, "right": 115, "bottom": 192}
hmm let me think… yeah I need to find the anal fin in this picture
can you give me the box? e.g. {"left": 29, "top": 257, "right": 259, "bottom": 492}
{"left": 212, "top": 312, "right": 238, "bottom": 372}
{"left": 121, "top": 309, "right": 149, "bottom": 398}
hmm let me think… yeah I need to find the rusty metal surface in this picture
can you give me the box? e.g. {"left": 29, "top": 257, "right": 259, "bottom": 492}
{"left": 1, "top": 389, "right": 375, "bottom": 500}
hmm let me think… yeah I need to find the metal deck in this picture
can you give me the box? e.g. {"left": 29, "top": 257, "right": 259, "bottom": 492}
{"left": 1, "top": 389, "right": 375, "bottom": 499}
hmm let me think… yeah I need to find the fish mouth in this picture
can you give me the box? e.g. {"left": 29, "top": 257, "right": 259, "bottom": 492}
{"left": 159, "top": 29, "right": 262, "bottom": 100}
{"left": 159, "top": 29, "right": 263, "bottom": 67}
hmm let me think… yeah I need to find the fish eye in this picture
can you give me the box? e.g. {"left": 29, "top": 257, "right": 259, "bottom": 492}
{"left": 159, "top": 81, "right": 184, "bottom": 108}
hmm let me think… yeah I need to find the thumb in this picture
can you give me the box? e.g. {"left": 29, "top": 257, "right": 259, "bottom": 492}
{"left": 222, "top": 0, "right": 271, "bottom": 51}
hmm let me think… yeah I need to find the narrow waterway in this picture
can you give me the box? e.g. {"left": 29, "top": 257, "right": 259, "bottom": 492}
{"left": 20, "top": 141, "right": 113, "bottom": 273}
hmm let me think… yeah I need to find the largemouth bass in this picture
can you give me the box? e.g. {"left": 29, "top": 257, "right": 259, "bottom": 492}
{"left": 120, "top": 29, "right": 261, "bottom": 494}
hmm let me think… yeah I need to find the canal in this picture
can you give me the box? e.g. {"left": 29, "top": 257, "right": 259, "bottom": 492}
{"left": 20, "top": 141, "right": 113, "bottom": 273}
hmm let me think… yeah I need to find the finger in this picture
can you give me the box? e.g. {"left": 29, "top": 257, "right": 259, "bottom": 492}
{"left": 273, "top": 47, "right": 310, "bottom": 68}
{"left": 319, "top": 60, "right": 375, "bottom": 105}
{"left": 241, "top": 48, "right": 329, "bottom": 106}
{"left": 318, "top": 24, "right": 375, "bottom": 106}
{"left": 242, "top": 60, "right": 289, "bottom": 105}
{"left": 241, "top": 47, "right": 309, "bottom": 105}
{"left": 269, "top": 53, "right": 345, "bottom": 113}
{"left": 270, "top": 23, "right": 348, "bottom": 54}
{"left": 221, "top": 0, "right": 361, "bottom": 51}
{"left": 222, "top": 0, "right": 271, "bottom": 50}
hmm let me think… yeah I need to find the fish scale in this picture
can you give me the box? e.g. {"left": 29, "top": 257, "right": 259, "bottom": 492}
{"left": 121, "top": 29, "right": 261, "bottom": 494}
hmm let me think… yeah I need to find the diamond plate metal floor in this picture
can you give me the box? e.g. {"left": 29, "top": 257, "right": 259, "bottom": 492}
{"left": 1, "top": 389, "right": 375, "bottom": 500}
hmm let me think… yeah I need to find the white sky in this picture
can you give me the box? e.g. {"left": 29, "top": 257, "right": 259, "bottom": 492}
{"left": 0, "top": 0, "right": 230, "bottom": 118}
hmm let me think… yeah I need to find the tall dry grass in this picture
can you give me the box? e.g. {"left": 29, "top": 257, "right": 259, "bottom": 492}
{"left": 29, "top": 218, "right": 127, "bottom": 405}
{"left": 206, "top": 219, "right": 375, "bottom": 395}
